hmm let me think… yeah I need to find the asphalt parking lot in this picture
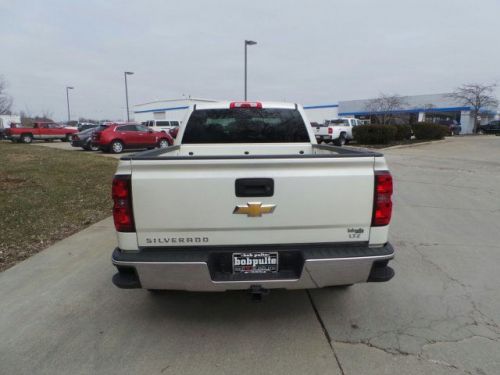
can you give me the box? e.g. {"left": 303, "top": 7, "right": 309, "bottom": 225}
{"left": 1, "top": 136, "right": 499, "bottom": 375}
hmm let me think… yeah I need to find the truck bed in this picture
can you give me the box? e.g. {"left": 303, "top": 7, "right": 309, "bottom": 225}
{"left": 117, "top": 144, "right": 385, "bottom": 251}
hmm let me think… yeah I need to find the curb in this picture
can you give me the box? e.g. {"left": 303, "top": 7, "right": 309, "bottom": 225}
{"left": 379, "top": 138, "right": 450, "bottom": 150}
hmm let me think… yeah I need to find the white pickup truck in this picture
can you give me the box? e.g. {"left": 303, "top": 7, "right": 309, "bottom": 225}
{"left": 313, "top": 118, "right": 363, "bottom": 146}
{"left": 111, "top": 101, "right": 395, "bottom": 294}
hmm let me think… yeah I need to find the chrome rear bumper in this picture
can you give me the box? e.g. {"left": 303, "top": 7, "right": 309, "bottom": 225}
{"left": 111, "top": 243, "right": 394, "bottom": 291}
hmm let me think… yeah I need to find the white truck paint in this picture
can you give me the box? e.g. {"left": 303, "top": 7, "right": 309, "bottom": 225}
{"left": 111, "top": 102, "right": 395, "bottom": 292}
{"left": 313, "top": 117, "right": 362, "bottom": 146}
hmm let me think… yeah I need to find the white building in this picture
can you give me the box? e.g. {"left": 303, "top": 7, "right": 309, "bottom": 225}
{"left": 303, "top": 93, "right": 498, "bottom": 134}
{"left": 133, "top": 98, "right": 217, "bottom": 124}
{"left": 338, "top": 93, "right": 497, "bottom": 134}
{"left": 303, "top": 104, "right": 339, "bottom": 124}
{"left": 0, "top": 114, "right": 21, "bottom": 129}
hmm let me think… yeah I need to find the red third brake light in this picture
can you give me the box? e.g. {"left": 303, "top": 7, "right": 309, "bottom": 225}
{"left": 229, "top": 101, "right": 262, "bottom": 109}
{"left": 112, "top": 175, "right": 135, "bottom": 232}
{"left": 372, "top": 171, "right": 393, "bottom": 227}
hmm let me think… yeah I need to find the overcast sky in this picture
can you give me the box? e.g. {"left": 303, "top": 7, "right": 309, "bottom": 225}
{"left": 1, "top": 0, "right": 499, "bottom": 121}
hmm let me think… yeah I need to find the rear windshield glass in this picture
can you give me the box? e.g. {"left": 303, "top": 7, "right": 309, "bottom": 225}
{"left": 182, "top": 108, "right": 309, "bottom": 143}
{"left": 328, "top": 119, "right": 349, "bottom": 126}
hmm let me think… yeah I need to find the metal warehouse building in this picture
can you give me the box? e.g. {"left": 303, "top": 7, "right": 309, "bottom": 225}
{"left": 305, "top": 93, "right": 498, "bottom": 134}
{"left": 133, "top": 98, "right": 217, "bottom": 124}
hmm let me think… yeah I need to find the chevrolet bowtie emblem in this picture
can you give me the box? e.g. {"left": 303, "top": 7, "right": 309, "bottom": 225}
{"left": 233, "top": 202, "right": 276, "bottom": 217}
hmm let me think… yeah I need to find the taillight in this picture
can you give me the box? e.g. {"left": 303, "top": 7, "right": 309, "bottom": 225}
{"left": 229, "top": 101, "right": 262, "bottom": 109}
{"left": 328, "top": 127, "right": 333, "bottom": 134}
{"left": 372, "top": 171, "right": 393, "bottom": 226}
{"left": 72, "top": 135, "right": 79, "bottom": 140}
{"left": 112, "top": 175, "right": 135, "bottom": 232}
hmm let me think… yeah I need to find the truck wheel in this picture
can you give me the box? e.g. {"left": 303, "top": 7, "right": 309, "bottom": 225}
{"left": 110, "top": 140, "right": 124, "bottom": 154}
{"left": 158, "top": 139, "right": 169, "bottom": 149}
{"left": 21, "top": 134, "right": 33, "bottom": 144}
{"left": 64, "top": 134, "right": 72, "bottom": 142}
{"left": 334, "top": 133, "right": 346, "bottom": 146}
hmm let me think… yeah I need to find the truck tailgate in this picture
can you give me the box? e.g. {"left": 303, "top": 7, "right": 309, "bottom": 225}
{"left": 130, "top": 157, "right": 375, "bottom": 247}
{"left": 313, "top": 126, "right": 329, "bottom": 137}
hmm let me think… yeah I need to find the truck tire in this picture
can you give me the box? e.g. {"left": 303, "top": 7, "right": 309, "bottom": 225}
{"left": 21, "top": 133, "right": 33, "bottom": 144}
{"left": 63, "top": 134, "right": 72, "bottom": 142}
{"left": 110, "top": 140, "right": 124, "bottom": 154}
{"left": 334, "top": 133, "right": 346, "bottom": 146}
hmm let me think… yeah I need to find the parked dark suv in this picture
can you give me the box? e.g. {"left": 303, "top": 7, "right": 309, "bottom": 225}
{"left": 438, "top": 120, "right": 461, "bottom": 135}
{"left": 479, "top": 121, "right": 500, "bottom": 134}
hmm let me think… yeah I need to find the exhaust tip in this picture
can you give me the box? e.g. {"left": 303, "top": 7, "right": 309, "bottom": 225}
{"left": 367, "top": 261, "right": 395, "bottom": 283}
{"left": 112, "top": 266, "right": 141, "bottom": 289}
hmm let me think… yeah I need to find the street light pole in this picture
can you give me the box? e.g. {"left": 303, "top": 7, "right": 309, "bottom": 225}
{"left": 124, "top": 71, "right": 134, "bottom": 121}
{"left": 66, "top": 86, "right": 74, "bottom": 124}
{"left": 244, "top": 40, "right": 257, "bottom": 101}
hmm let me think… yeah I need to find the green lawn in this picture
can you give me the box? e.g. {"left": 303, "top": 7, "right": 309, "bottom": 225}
{"left": 0, "top": 142, "right": 118, "bottom": 271}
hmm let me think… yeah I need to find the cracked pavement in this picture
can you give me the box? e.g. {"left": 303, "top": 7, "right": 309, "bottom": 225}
{"left": 1, "top": 136, "right": 499, "bottom": 374}
{"left": 310, "top": 136, "right": 500, "bottom": 374}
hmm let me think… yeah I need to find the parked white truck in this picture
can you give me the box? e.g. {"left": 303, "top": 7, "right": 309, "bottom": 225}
{"left": 111, "top": 101, "right": 394, "bottom": 295}
{"left": 313, "top": 117, "right": 362, "bottom": 146}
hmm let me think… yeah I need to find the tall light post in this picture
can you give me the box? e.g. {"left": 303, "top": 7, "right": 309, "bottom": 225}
{"left": 124, "top": 71, "right": 134, "bottom": 121}
{"left": 244, "top": 40, "right": 257, "bottom": 101}
{"left": 66, "top": 86, "right": 74, "bottom": 124}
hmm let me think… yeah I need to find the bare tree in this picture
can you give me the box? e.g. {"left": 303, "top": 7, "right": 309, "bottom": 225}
{"left": 447, "top": 83, "right": 498, "bottom": 133}
{"left": 365, "top": 93, "right": 408, "bottom": 124}
{"left": 40, "top": 109, "right": 54, "bottom": 121}
{"left": 0, "top": 76, "right": 13, "bottom": 115}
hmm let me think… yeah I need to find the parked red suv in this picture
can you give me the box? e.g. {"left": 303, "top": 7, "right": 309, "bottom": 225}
{"left": 92, "top": 123, "right": 173, "bottom": 153}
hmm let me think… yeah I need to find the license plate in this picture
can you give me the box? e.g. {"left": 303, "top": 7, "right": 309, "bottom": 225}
{"left": 232, "top": 252, "right": 278, "bottom": 274}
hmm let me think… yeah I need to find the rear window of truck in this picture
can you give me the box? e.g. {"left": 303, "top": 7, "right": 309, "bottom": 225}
{"left": 327, "top": 119, "right": 349, "bottom": 126}
{"left": 182, "top": 108, "right": 309, "bottom": 143}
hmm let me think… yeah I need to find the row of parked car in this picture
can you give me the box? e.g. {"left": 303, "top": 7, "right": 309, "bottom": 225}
{"left": 480, "top": 120, "right": 500, "bottom": 134}
{"left": 3, "top": 120, "right": 178, "bottom": 153}
{"left": 71, "top": 122, "right": 176, "bottom": 153}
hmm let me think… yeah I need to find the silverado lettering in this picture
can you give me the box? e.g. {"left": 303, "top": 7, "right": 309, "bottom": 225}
{"left": 145, "top": 237, "right": 209, "bottom": 244}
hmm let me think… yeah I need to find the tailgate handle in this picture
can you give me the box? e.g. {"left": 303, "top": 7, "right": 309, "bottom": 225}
{"left": 235, "top": 178, "right": 274, "bottom": 197}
